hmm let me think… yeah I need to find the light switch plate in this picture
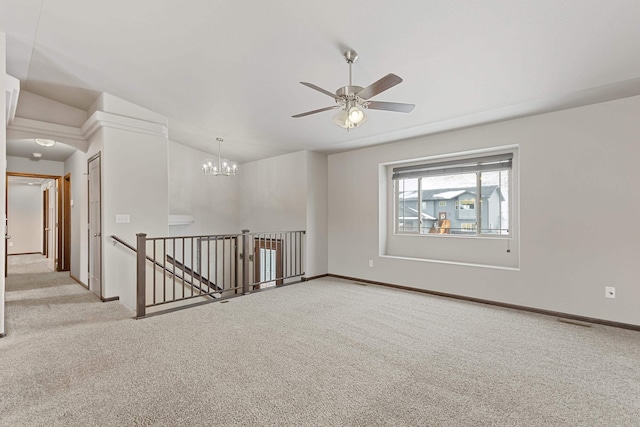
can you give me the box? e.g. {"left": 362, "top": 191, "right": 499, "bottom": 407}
{"left": 115, "top": 214, "right": 130, "bottom": 224}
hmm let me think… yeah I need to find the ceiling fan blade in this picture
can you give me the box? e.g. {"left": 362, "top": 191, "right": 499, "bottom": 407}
{"left": 357, "top": 73, "right": 403, "bottom": 100}
{"left": 292, "top": 106, "right": 339, "bottom": 118}
{"left": 300, "top": 82, "right": 340, "bottom": 99}
{"left": 366, "top": 101, "right": 415, "bottom": 113}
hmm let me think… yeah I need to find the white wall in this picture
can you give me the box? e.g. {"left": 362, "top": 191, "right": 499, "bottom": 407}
{"left": 239, "top": 150, "right": 329, "bottom": 278}
{"left": 16, "top": 91, "right": 87, "bottom": 127}
{"left": 168, "top": 141, "right": 239, "bottom": 236}
{"left": 167, "top": 145, "right": 329, "bottom": 283}
{"left": 328, "top": 95, "right": 640, "bottom": 327}
{"left": 64, "top": 150, "right": 88, "bottom": 284}
{"left": 7, "top": 156, "right": 65, "bottom": 176}
{"left": 239, "top": 151, "right": 307, "bottom": 232}
{"left": 100, "top": 126, "right": 168, "bottom": 308}
{"left": 7, "top": 182, "right": 42, "bottom": 254}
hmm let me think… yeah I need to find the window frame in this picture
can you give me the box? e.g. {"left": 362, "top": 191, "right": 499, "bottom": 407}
{"left": 393, "top": 152, "right": 513, "bottom": 238}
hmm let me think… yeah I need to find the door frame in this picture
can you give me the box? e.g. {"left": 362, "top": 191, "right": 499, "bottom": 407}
{"left": 62, "top": 174, "right": 71, "bottom": 271}
{"left": 5, "top": 172, "right": 66, "bottom": 272}
{"left": 42, "top": 188, "right": 48, "bottom": 256}
{"left": 87, "top": 153, "right": 102, "bottom": 299}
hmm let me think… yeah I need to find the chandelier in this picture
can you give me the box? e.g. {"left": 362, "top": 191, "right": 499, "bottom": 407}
{"left": 202, "top": 137, "right": 238, "bottom": 176}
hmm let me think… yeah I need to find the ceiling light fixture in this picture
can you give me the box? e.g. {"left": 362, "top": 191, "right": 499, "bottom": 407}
{"left": 32, "top": 152, "right": 43, "bottom": 159}
{"left": 293, "top": 50, "right": 414, "bottom": 130}
{"left": 202, "top": 137, "right": 238, "bottom": 176}
{"left": 334, "top": 99, "right": 368, "bottom": 129}
{"left": 35, "top": 138, "right": 56, "bottom": 147}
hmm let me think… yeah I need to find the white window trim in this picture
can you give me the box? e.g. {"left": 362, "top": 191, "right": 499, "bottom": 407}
{"left": 380, "top": 145, "right": 520, "bottom": 270}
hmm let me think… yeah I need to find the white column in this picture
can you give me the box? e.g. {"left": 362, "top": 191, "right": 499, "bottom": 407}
{"left": 82, "top": 95, "right": 169, "bottom": 309}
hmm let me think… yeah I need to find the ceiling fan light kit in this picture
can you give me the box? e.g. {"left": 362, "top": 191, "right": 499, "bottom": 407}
{"left": 293, "top": 50, "right": 415, "bottom": 130}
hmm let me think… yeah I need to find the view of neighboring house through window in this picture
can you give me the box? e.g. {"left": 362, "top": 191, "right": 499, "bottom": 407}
{"left": 393, "top": 153, "right": 512, "bottom": 236}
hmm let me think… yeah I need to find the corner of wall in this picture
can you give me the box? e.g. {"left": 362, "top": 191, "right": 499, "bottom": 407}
{"left": 305, "top": 151, "right": 329, "bottom": 277}
{"left": 1, "top": 31, "right": 8, "bottom": 336}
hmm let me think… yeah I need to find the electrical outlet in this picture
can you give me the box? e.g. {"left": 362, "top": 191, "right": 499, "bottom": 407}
{"left": 368, "top": 259, "right": 374, "bottom": 268}
{"left": 605, "top": 286, "right": 615, "bottom": 299}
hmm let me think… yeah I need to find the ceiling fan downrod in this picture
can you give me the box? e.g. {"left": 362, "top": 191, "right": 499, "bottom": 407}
{"left": 344, "top": 50, "right": 358, "bottom": 86}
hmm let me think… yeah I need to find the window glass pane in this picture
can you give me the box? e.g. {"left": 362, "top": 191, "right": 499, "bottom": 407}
{"left": 260, "top": 248, "right": 277, "bottom": 287}
{"left": 393, "top": 153, "right": 512, "bottom": 238}
{"left": 480, "top": 170, "right": 510, "bottom": 235}
{"left": 396, "top": 178, "right": 419, "bottom": 233}
{"left": 421, "top": 172, "right": 476, "bottom": 234}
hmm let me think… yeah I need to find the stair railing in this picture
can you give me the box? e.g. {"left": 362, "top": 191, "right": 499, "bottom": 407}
{"left": 128, "top": 230, "right": 305, "bottom": 318}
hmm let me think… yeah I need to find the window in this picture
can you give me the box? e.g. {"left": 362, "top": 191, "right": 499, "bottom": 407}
{"left": 461, "top": 223, "right": 477, "bottom": 233}
{"left": 394, "top": 153, "right": 511, "bottom": 236}
{"left": 459, "top": 199, "right": 474, "bottom": 210}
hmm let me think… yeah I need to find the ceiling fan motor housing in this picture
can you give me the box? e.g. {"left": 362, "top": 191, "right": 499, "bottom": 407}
{"left": 336, "top": 85, "right": 363, "bottom": 97}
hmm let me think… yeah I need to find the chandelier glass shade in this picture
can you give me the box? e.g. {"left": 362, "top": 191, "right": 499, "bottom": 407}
{"left": 202, "top": 137, "right": 238, "bottom": 176}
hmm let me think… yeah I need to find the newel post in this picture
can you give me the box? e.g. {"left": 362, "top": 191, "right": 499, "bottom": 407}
{"left": 242, "top": 229, "right": 251, "bottom": 295}
{"left": 136, "top": 233, "right": 147, "bottom": 318}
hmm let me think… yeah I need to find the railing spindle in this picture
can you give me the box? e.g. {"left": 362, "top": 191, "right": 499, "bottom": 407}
{"left": 136, "top": 233, "right": 147, "bottom": 318}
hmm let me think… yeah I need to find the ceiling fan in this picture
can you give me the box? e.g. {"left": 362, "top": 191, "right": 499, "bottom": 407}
{"left": 292, "top": 50, "right": 415, "bottom": 129}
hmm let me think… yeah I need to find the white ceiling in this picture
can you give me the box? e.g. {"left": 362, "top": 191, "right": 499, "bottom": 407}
{"left": 2, "top": 0, "right": 640, "bottom": 164}
{"left": 6, "top": 138, "right": 78, "bottom": 162}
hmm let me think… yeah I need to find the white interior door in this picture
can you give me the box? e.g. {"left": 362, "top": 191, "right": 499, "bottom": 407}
{"left": 88, "top": 155, "right": 102, "bottom": 298}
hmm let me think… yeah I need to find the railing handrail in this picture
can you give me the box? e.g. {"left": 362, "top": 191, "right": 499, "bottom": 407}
{"left": 246, "top": 230, "right": 306, "bottom": 236}
{"left": 111, "top": 235, "right": 137, "bottom": 252}
{"left": 145, "top": 233, "right": 242, "bottom": 240}
{"left": 141, "top": 230, "right": 306, "bottom": 240}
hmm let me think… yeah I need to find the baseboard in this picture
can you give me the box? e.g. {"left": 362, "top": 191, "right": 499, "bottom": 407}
{"left": 326, "top": 274, "right": 640, "bottom": 332}
{"left": 8, "top": 252, "right": 42, "bottom": 256}
{"left": 302, "top": 274, "right": 329, "bottom": 282}
{"left": 100, "top": 296, "right": 120, "bottom": 302}
{"left": 69, "top": 274, "right": 88, "bottom": 289}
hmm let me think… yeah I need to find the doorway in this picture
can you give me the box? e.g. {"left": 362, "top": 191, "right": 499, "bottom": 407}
{"left": 5, "top": 173, "right": 70, "bottom": 274}
{"left": 88, "top": 154, "right": 102, "bottom": 299}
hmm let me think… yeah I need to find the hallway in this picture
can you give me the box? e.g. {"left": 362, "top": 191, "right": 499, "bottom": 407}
{"left": 4, "top": 254, "right": 132, "bottom": 337}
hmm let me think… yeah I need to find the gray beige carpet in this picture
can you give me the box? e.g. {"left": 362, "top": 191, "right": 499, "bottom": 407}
{"left": 1, "top": 256, "right": 640, "bottom": 426}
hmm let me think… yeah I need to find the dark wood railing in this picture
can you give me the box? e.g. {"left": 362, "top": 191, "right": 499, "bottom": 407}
{"left": 114, "top": 230, "right": 305, "bottom": 318}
